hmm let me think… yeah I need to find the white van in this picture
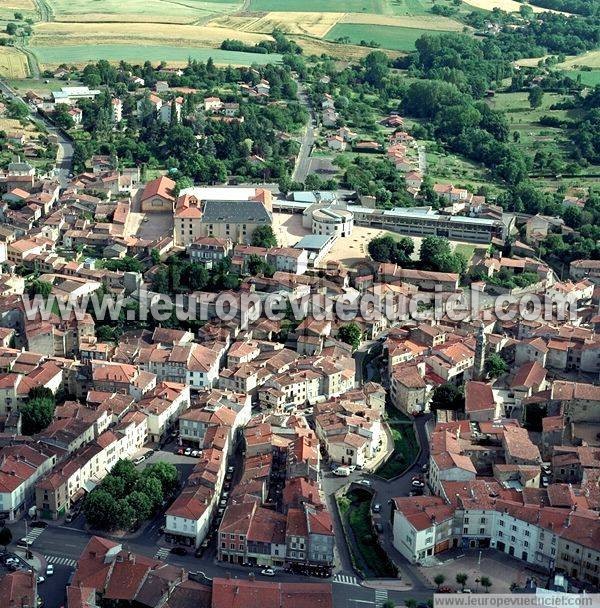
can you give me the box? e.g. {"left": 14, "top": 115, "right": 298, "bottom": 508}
{"left": 333, "top": 466, "right": 351, "bottom": 477}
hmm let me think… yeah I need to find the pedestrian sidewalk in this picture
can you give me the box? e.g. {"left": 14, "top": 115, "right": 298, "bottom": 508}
{"left": 14, "top": 548, "right": 45, "bottom": 572}
{"left": 362, "top": 578, "right": 413, "bottom": 591}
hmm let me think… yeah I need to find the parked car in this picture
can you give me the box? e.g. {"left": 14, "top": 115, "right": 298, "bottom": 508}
{"left": 357, "top": 479, "right": 372, "bottom": 487}
{"left": 46, "top": 564, "right": 54, "bottom": 576}
{"left": 372, "top": 503, "right": 381, "bottom": 513}
{"left": 409, "top": 489, "right": 423, "bottom": 497}
{"left": 134, "top": 455, "right": 145, "bottom": 466}
{"left": 176, "top": 448, "right": 184, "bottom": 455}
{"left": 227, "top": 466, "right": 234, "bottom": 474}
{"left": 184, "top": 448, "right": 192, "bottom": 456}
{"left": 65, "top": 512, "right": 74, "bottom": 523}
{"left": 37, "top": 576, "right": 45, "bottom": 584}
{"left": 541, "top": 476, "right": 549, "bottom": 487}
{"left": 412, "top": 480, "right": 425, "bottom": 488}
{"left": 170, "top": 547, "right": 188, "bottom": 556}
{"left": 17, "top": 538, "right": 32, "bottom": 548}
{"left": 191, "top": 450, "right": 199, "bottom": 457}
{"left": 333, "top": 466, "right": 350, "bottom": 477}
{"left": 30, "top": 521, "right": 48, "bottom": 528}
{"left": 145, "top": 449, "right": 154, "bottom": 458}
{"left": 374, "top": 523, "right": 383, "bottom": 533}
{"left": 260, "top": 568, "right": 275, "bottom": 577}
{"left": 421, "top": 463, "right": 429, "bottom": 472}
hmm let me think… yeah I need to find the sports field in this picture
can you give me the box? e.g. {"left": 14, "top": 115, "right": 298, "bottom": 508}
{"left": 326, "top": 23, "right": 454, "bottom": 51}
{"left": 31, "top": 44, "right": 282, "bottom": 68}
{"left": 0, "top": 47, "right": 29, "bottom": 78}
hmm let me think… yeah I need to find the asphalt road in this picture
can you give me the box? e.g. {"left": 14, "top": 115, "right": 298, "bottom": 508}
{"left": 0, "top": 78, "right": 74, "bottom": 187}
{"left": 292, "top": 81, "right": 316, "bottom": 183}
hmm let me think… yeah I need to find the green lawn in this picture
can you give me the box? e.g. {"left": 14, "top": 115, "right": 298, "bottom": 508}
{"left": 375, "top": 409, "right": 419, "bottom": 480}
{"left": 31, "top": 44, "right": 282, "bottom": 67}
{"left": 326, "top": 23, "right": 453, "bottom": 51}
{"left": 339, "top": 489, "right": 398, "bottom": 578}
{"left": 562, "top": 70, "right": 600, "bottom": 87}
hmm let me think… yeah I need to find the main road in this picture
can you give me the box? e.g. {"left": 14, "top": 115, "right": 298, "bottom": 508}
{"left": 292, "top": 81, "right": 316, "bottom": 184}
{"left": 0, "top": 78, "right": 73, "bottom": 186}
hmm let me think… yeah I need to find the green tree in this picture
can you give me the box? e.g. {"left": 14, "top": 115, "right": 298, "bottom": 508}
{"left": 528, "top": 86, "right": 544, "bottom": 109}
{"left": 135, "top": 474, "right": 164, "bottom": 510}
{"left": 404, "top": 600, "right": 417, "bottom": 608}
{"left": 143, "top": 462, "right": 178, "bottom": 495}
{"left": 27, "top": 279, "right": 52, "bottom": 299}
{"left": 111, "top": 459, "right": 139, "bottom": 489}
{"left": 5, "top": 23, "right": 17, "bottom": 36}
{"left": 150, "top": 249, "right": 161, "bottom": 265}
{"left": 20, "top": 396, "right": 55, "bottom": 435}
{"left": 382, "top": 602, "right": 396, "bottom": 608}
{"left": 434, "top": 574, "right": 446, "bottom": 589}
{"left": 83, "top": 489, "right": 119, "bottom": 530}
{"left": 127, "top": 490, "right": 154, "bottom": 523}
{"left": 456, "top": 573, "right": 468, "bottom": 590}
{"left": 337, "top": 322, "right": 362, "bottom": 350}
{"left": 152, "top": 268, "right": 170, "bottom": 294}
{"left": 480, "top": 576, "right": 492, "bottom": 593}
{"left": 113, "top": 498, "right": 135, "bottom": 531}
{"left": 429, "top": 383, "right": 464, "bottom": 413}
{"left": 485, "top": 353, "right": 508, "bottom": 378}
{"left": 252, "top": 225, "right": 277, "bottom": 248}
{"left": 0, "top": 526, "right": 12, "bottom": 552}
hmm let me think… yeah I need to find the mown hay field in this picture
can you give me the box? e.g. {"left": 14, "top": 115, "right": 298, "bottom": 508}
{"left": 340, "top": 12, "right": 464, "bottom": 30}
{"left": 0, "top": 46, "right": 29, "bottom": 78}
{"left": 248, "top": 0, "right": 388, "bottom": 13}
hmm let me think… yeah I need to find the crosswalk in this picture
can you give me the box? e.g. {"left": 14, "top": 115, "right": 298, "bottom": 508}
{"left": 24, "top": 527, "right": 45, "bottom": 544}
{"left": 375, "top": 589, "right": 389, "bottom": 608}
{"left": 332, "top": 573, "right": 360, "bottom": 586}
{"left": 154, "top": 547, "right": 170, "bottom": 560}
{"left": 45, "top": 554, "right": 78, "bottom": 568}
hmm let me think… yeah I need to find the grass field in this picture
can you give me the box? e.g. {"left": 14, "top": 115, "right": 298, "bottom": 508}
{"left": 558, "top": 50, "right": 600, "bottom": 70}
{"left": 341, "top": 12, "right": 464, "bottom": 29}
{"left": 326, "top": 22, "right": 455, "bottom": 51}
{"left": 46, "top": 0, "right": 240, "bottom": 23}
{"left": 0, "top": 47, "right": 29, "bottom": 78}
{"left": 562, "top": 70, "right": 600, "bottom": 86}
{"left": 31, "top": 44, "right": 282, "bottom": 67}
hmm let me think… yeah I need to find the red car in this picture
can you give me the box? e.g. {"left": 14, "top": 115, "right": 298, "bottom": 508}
{"left": 176, "top": 448, "right": 184, "bottom": 455}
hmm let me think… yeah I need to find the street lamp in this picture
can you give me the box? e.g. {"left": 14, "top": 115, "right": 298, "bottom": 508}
{"left": 475, "top": 578, "right": 480, "bottom": 592}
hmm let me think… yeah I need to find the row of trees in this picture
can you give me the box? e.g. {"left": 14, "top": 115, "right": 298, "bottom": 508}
{"left": 368, "top": 235, "right": 467, "bottom": 275}
{"left": 83, "top": 460, "right": 178, "bottom": 532}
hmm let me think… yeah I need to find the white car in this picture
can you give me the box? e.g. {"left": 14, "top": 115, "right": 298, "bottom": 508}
{"left": 46, "top": 564, "right": 54, "bottom": 576}
{"left": 184, "top": 448, "right": 192, "bottom": 456}
{"left": 191, "top": 450, "right": 199, "bottom": 457}
{"left": 357, "top": 479, "right": 372, "bottom": 487}
{"left": 412, "top": 479, "right": 425, "bottom": 488}
{"left": 260, "top": 568, "right": 275, "bottom": 577}
{"left": 37, "top": 576, "right": 45, "bottom": 584}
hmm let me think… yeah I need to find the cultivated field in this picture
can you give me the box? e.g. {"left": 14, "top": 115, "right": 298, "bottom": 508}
{"left": 326, "top": 23, "right": 456, "bottom": 51}
{"left": 557, "top": 50, "right": 600, "bottom": 70}
{"left": 0, "top": 117, "right": 40, "bottom": 138}
{"left": 46, "top": 0, "right": 240, "bottom": 23}
{"left": 248, "top": 0, "right": 388, "bottom": 12}
{"left": 211, "top": 12, "right": 344, "bottom": 37}
{"left": 31, "top": 45, "right": 282, "bottom": 68}
{"left": 0, "top": 47, "right": 29, "bottom": 78}
{"left": 32, "top": 21, "right": 272, "bottom": 48}
{"left": 340, "top": 12, "right": 464, "bottom": 30}
{"left": 462, "top": 0, "right": 569, "bottom": 14}
{"left": 2, "top": 0, "right": 35, "bottom": 9}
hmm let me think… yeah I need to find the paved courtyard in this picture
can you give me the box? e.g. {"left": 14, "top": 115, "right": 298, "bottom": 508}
{"left": 420, "top": 548, "right": 546, "bottom": 593}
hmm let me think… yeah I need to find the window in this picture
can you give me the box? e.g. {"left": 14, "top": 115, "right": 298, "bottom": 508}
{"left": 524, "top": 541, "right": 529, "bottom": 548}
{"left": 525, "top": 530, "right": 530, "bottom": 537}
{"left": 479, "top": 528, "right": 485, "bottom": 535}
